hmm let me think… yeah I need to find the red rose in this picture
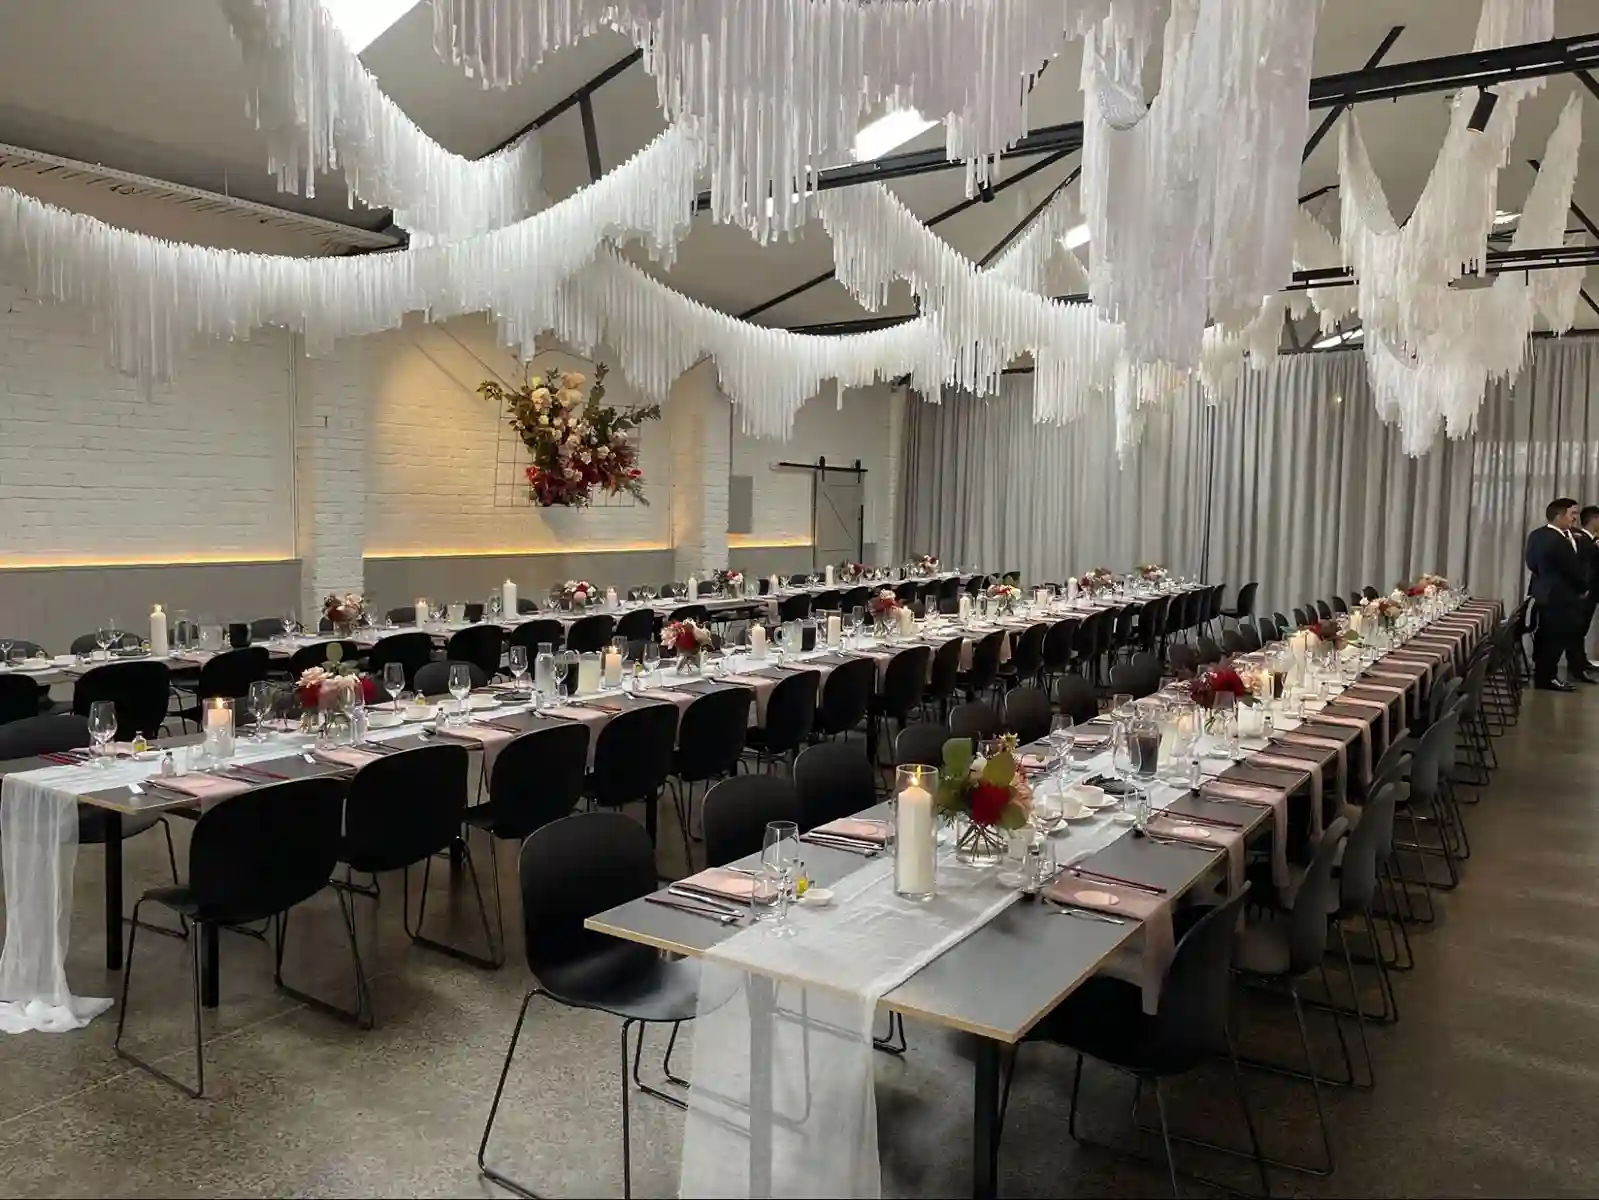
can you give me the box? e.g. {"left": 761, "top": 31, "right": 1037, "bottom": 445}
{"left": 1406, "top": 585, "right": 1424, "bottom": 597}
{"left": 969, "top": 781, "right": 1011, "bottom": 827}
{"left": 297, "top": 683, "right": 319, "bottom": 709}
{"left": 360, "top": 675, "right": 379, "bottom": 705}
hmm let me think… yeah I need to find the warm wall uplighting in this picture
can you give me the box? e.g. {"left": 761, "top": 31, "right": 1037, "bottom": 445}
{"left": 366, "top": 544, "right": 673, "bottom": 560}
{"left": 727, "top": 536, "right": 815, "bottom": 549}
{"left": 0, "top": 555, "right": 295, "bottom": 570}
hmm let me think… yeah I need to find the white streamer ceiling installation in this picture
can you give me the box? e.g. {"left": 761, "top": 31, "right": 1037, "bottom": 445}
{"left": 426, "top": 0, "right": 1119, "bottom": 241}
{"left": 221, "top": 0, "right": 548, "bottom": 240}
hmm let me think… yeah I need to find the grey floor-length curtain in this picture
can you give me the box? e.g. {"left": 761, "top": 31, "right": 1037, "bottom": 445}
{"left": 899, "top": 336, "right": 1599, "bottom": 613}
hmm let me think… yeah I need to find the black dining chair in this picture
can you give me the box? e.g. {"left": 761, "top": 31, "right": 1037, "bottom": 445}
{"left": 286, "top": 640, "right": 360, "bottom": 677}
{"left": 1315, "top": 600, "right": 1334, "bottom": 621}
{"left": 895, "top": 721, "right": 952, "bottom": 768}
{"left": 386, "top": 605, "right": 422, "bottom": 625}
{"left": 1220, "top": 581, "right": 1259, "bottom": 627}
{"left": 1291, "top": 606, "right": 1310, "bottom": 628}
{"left": 414, "top": 659, "right": 489, "bottom": 696}
{"left": 589, "top": 702, "right": 680, "bottom": 849}
{"left": 810, "top": 589, "right": 842, "bottom": 612}
{"left": 1220, "top": 629, "right": 1247, "bottom": 656}
{"left": 1000, "top": 623, "right": 1048, "bottom": 690}
{"left": 1361, "top": 586, "right": 1380, "bottom": 600}
{"left": 778, "top": 594, "right": 812, "bottom": 622}
{"left": 958, "top": 629, "right": 1006, "bottom": 702}
{"left": 69, "top": 632, "right": 141, "bottom": 655}
{"left": 1001, "top": 686, "right": 1052, "bottom": 746}
{"left": 115, "top": 777, "right": 366, "bottom": 1097}
{"left": 366, "top": 631, "right": 434, "bottom": 690}
{"left": 477, "top": 812, "right": 725, "bottom": 1199}
{"left": 793, "top": 742, "right": 879, "bottom": 831}
{"left": 1256, "top": 616, "right": 1280, "bottom": 643}
{"left": 0, "top": 674, "right": 42, "bottom": 723}
{"left": 670, "top": 686, "right": 755, "bottom": 867}
{"left": 1240, "top": 624, "right": 1264, "bottom": 653}
{"left": 922, "top": 636, "right": 966, "bottom": 722}
{"left": 447, "top": 624, "right": 505, "bottom": 679}
{"left": 507, "top": 618, "right": 566, "bottom": 654}
{"left": 464, "top": 722, "right": 591, "bottom": 963}
{"left": 870, "top": 644, "right": 932, "bottom": 763}
{"left": 1168, "top": 644, "right": 1200, "bottom": 678}
{"left": 565, "top": 614, "right": 617, "bottom": 653}
{"left": 1053, "top": 673, "right": 1099, "bottom": 725}
{"left": 998, "top": 886, "right": 1265, "bottom": 1200}
{"left": 341, "top": 743, "right": 497, "bottom": 972}
{"left": 72, "top": 660, "right": 172, "bottom": 739}
{"left": 1195, "top": 635, "right": 1222, "bottom": 666}
{"left": 948, "top": 701, "right": 1000, "bottom": 743}
{"left": 1108, "top": 661, "right": 1153, "bottom": 700}
{"left": 175, "top": 647, "right": 269, "bottom": 729}
{"left": 745, "top": 670, "right": 819, "bottom": 773}
{"left": 813, "top": 657, "right": 875, "bottom": 742}
{"left": 614, "top": 607, "right": 657, "bottom": 645}
{"left": 702, "top": 775, "right": 802, "bottom": 867}
{"left": 248, "top": 617, "right": 285, "bottom": 641}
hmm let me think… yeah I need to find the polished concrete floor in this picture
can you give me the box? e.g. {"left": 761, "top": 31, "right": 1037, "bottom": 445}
{"left": 0, "top": 690, "right": 1595, "bottom": 1199}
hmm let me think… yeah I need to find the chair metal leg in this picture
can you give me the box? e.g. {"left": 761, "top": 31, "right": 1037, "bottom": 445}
{"left": 482, "top": 832, "right": 509, "bottom": 968}
{"left": 477, "top": 990, "right": 543, "bottom": 1197}
{"left": 274, "top": 892, "right": 373, "bottom": 1029}
{"left": 404, "top": 842, "right": 501, "bottom": 969}
{"left": 1333, "top": 926, "right": 1376, "bottom": 1087}
{"left": 1152, "top": 1079, "right": 1182, "bottom": 1198}
{"left": 126, "top": 819, "right": 189, "bottom": 941}
{"left": 630, "top": 1020, "right": 687, "bottom": 1110}
{"left": 113, "top": 900, "right": 206, "bottom": 1099}
{"left": 661, "top": 1021, "right": 688, "bottom": 1087}
{"left": 621, "top": 1020, "right": 635, "bottom": 1200}
{"left": 1288, "top": 984, "right": 1335, "bottom": 1175}
{"left": 872, "top": 1011, "right": 908, "bottom": 1055}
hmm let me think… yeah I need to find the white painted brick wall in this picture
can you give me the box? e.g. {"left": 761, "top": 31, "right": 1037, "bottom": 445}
{"left": 295, "top": 340, "right": 371, "bottom": 616}
{"left": 0, "top": 280, "right": 295, "bottom": 564}
{"left": 667, "top": 361, "right": 731, "bottom": 578}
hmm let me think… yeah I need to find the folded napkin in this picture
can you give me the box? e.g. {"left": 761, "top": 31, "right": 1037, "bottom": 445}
{"left": 1147, "top": 809, "right": 1246, "bottom": 893}
{"left": 312, "top": 746, "right": 384, "bottom": 769}
{"left": 676, "top": 866, "right": 759, "bottom": 903}
{"left": 1274, "top": 733, "right": 1349, "bottom": 806}
{"left": 1302, "top": 713, "right": 1373, "bottom": 784}
{"left": 812, "top": 817, "right": 891, "bottom": 845}
{"left": 1251, "top": 753, "right": 1324, "bottom": 838}
{"left": 154, "top": 772, "right": 253, "bottom": 805}
{"left": 1045, "top": 875, "right": 1174, "bottom": 1015}
{"left": 1201, "top": 780, "right": 1290, "bottom": 891}
{"left": 542, "top": 705, "right": 611, "bottom": 724}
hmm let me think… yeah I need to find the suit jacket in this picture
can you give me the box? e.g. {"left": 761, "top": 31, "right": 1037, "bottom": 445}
{"left": 1526, "top": 525, "right": 1589, "bottom": 607}
{"left": 1579, "top": 529, "right": 1599, "bottom": 592}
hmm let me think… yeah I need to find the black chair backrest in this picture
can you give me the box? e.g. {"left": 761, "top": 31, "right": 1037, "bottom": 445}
{"left": 517, "top": 598, "right": 538, "bottom": 614}
{"left": 793, "top": 742, "right": 879, "bottom": 831}
{"left": 839, "top": 586, "right": 871, "bottom": 613}
{"left": 1315, "top": 600, "right": 1334, "bottom": 621}
{"left": 1362, "top": 585, "right": 1380, "bottom": 600}
{"left": 1115, "top": 603, "right": 1142, "bottom": 650}
{"left": 1041, "top": 618, "right": 1078, "bottom": 672}
{"left": 195, "top": 647, "right": 270, "bottom": 703}
{"left": 1195, "top": 635, "right": 1222, "bottom": 665}
{"left": 0, "top": 713, "right": 89, "bottom": 758}
{"left": 1049, "top": 673, "right": 1095, "bottom": 724}
{"left": 948, "top": 701, "right": 1000, "bottom": 742}
{"left": 484, "top": 723, "right": 591, "bottom": 839}
{"left": 1232, "top": 581, "right": 1259, "bottom": 619}
{"left": 1220, "top": 629, "right": 1246, "bottom": 655}
{"left": 0, "top": 639, "right": 45, "bottom": 659}
{"left": 0, "top": 675, "right": 41, "bottom": 724}
{"left": 366, "top": 632, "right": 434, "bottom": 689}
{"left": 893, "top": 581, "right": 919, "bottom": 603}
{"left": 590, "top": 702, "right": 678, "bottom": 808}
{"left": 1255, "top": 617, "right": 1279, "bottom": 643}
{"left": 815, "top": 658, "right": 874, "bottom": 735}
{"left": 788, "top": 574, "right": 813, "bottom": 587}
{"left": 658, "top": 583, "right": 682, "bottom": 599}
{"left": 925, "top": 635, "right": 965, "bottom": 702}
{"left": 288, "top": 640, "right": 359, "bottom": 677}
{"left": 72, "top": 660, "right": 171, "bottom": 738}
{"left": 1009, "top": 623, "right": 1047, "bottom": 678}
{"left": 778, "top": 594, "right": 812, "bottom": 622}
{"left": 696, "top": 580, "right": 719, "bottom": 596}
{"left": 667, "top": 604, "right": 710, "bottom": 625}
{"left": 343, "top": 743, "right": 470, "bottom": 873}
{"left": 508, "top": 618, "right": 566, "bottom": 653}
{"left": 519, "top": 812, "right": 659, "bottom": 984}
{"left": 1286, "top": 816, "right": 1350, "bottom": 974}
{"left": 895, "top": 721, "right": 950, "bottom": 768}
{"left": 964, "top": 630, "right": 1006, "bottom": 693}
{"left": 1410, "top": 710, "right": 1458, "bottom": 801}
{"left": 614, "top": 608, "right": 657, "bottom": 644}
{"left": 1002, "top": 686, "right": 1052, "bottom": 745}
{"left": 446, "top": 624, "right": 504, "bottom": 678}
{"left": 188, "top": 777, "right": 345, "bottom": 925}
{"left": 249, "top": 617, "right": 285, "bottom": 640}
{"left": 1240, "top": 624, "right": 1263, "bottom": 652}
{"left": 1108, "top": 661, "right": 1149, "bottom": 700}
{"left": 878, "top": 644, "right": 932, "bottom": 718}
{"left": 811, "top": 590, "right": 842, "bottom": 612}
{"left": 1149, "top": 884, "right": 1252, "bottom": 1066}
{"left": 1365, "top": 738, "right": 1412, "bottom": 800}
{"left": 757, "top": 671, "right": 818, "bottom": 755}
{"left": 387, "top": 606, "right": 421, "bottom": 624}
{"left": 1290, "top": 606, "right": 1309, "bottom": 628}
{"left": 702, "top": 776, "right": 802, "bottom": 867}
{"left": 565, "top": 614, "right": 616, "bottom": 653}
{"left": 676, "top": 687, "right": 755, "bottom": 782}
{"left": 1340, "top": 782, "right": 1397, "bottom": 914}
{"left": 414, "top": 659, "right": 489, "bottom": 696}
{"left": 1168, "top": 644, "right": 1199, "bottom": 676}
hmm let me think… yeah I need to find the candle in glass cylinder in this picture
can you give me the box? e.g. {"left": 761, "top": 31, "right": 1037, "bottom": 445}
{"left": 602, "top": 646, "right": 623, "bottom": 687}
{"left": 576, "top": 652, "right": 602, "bottom": 695}
{"left": 894, "top": 765, "right": 937, "bottom": 900}
{"left": 415, "top": 598, "right": 429, "bottom": 627}
{"left": 897, "top": 606, "right": 915, "bottom": 637}
{"left": 750, "top": 624, "right": 767, "bottom": 659}
{"left": 204, "top": 697, "right": 235, "bottom": 759}
{"left": 824, "top": 564, "right": 835, "bottom": 586}
{"left": 827, "top": 614, "right": 842, "bottom": 647}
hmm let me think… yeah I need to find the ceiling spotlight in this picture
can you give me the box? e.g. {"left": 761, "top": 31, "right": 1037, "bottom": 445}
{"left": 1467, "top": 89, "right": 1498, "bottom": 133}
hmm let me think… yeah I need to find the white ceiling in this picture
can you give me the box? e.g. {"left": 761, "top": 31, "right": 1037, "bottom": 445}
{"left": 0, "top": 0, "right": 1595, "bottom": 332}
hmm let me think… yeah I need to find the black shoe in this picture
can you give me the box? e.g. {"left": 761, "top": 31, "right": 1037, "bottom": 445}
{"left": 1537, "top": 680, "right": 1578, "bottom": 692}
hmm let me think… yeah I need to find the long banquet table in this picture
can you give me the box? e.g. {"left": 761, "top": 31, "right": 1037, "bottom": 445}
{"left": 582, "top": 596, "right": 1502, "bottom": 1199}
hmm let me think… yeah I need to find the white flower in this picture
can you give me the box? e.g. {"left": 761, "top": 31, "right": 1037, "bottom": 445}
{"left": 567, "top": 431, "right": 580, "bottom": 445}
{"left": 297, "top": 666, "right": 328, "bottom": 687}
{"left": 578, "top": 451, "right": 590, "bottom": 464}
{"left": 561, "top": 371, "right": 586, "bottom": 389}
{"left": 596, "top": 445, "right": 609, "bottom": 458}
{"left": 538, "top": 414, "right": 550, "bottom": 426}
{"left": 559, "top": 388, "right": 584, "bottom": 407}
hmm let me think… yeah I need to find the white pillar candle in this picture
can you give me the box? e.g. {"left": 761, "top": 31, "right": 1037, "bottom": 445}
{"left": 769, "top": 574, "right": 781, "bottom": 597}
{"left": 415, "top": 598, "right": 429, "bottom": 626}
{"left": 1237, "top": 705, "right": 1265, "bottom": 737}
{"left": 897, "top": 606, "right": 915, "bottom": 637}
{"left": 605, "top": 587, "right": 618, "bottom": 610}
{"left": 750, "top": 625, "right": 767, "bottom": 659}
{"left": 502, "top": 581, "right": 518, "bottom": 617}
{"left": 602, "top": 648, "right": 623, "bottom": 687}
{"left": 894, "top": 781, "right": 937, "bottom": 898}
{"left": 1066, "top": 578, "right": 1079, "bottom": 602}
{"left": 686, "top": 575, "right": 698, "bottom": 600}
{"left": 958, "top": 594, "right": 972, "bottom": 622}
{"left": 577, "top": 655, "right": 602, "bottom": 695}
{"left": 825, "top": 564, "right": 835, "bottom": 585}
{"left": 1035, "top": 588, "right": 1049, "bottom": 608}
{"left": 827, "top": 614, "right": 842, "bottom": 647}
{"left": 149, "top": 604, "right": 169, "bottom": 658}
{"left": 203, "top": 697, "right": 235, "bottom": 759}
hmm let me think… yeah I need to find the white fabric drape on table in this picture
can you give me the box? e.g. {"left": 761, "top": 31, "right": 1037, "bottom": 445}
{"left": 899, "top": 337, "right": 1599, "bottom": 614}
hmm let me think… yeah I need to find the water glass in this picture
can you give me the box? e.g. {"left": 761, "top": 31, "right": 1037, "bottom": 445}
{"left": 448, "top": 662, "right": 473, "bottom": 719}
{"left": 87, "top": 700, "right": 117, "bottom": 767}
{"left": 246, "top": 680, "right": 277, "bottom": 741}
{"left": 643, "top": 640, "right": 661, "bottom": 679}
{"left": 383, "top": 661, "right": 407, "bottom": 710}
{"left": 761, "top": 820, "right": 801, "bottom": 938}
{"left": 282, "top": 610, "right": 300, "bottom": 639}
{"left": 1048, "top": 714, "right": 1075, "bottom": 771}
{"left": 749, "top": 867, "right": 782, "bottom": 923}
{"left": 507, "top": 645, "right": 529, "bottom": 690}
{"left": 552, "top": 651, "right": 571, "bottom": 696}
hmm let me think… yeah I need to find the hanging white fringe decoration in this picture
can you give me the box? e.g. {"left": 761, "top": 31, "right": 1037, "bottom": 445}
{"left": 427, "top": 0, "right": 1118, "bottom": 241}
{"left": 0, "top": 124, "right": 702, "bottom": 386}
{"left": 220, "top": 0, "right": 549, "bottom": 239}
{"left": 985, "top": 188, "right": 1092, "bottom": 298}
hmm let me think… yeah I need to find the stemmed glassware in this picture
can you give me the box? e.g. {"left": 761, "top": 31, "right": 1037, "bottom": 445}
{"left": 448, "top": 663, "right": 473, "bottom": 719}
{"left": 507, "top": 645, "right": 529, "bottom": 692}
{"left": 761, "top": 820, "right": 801, "bottom": 938}
{"left": 282, "top": 610, "right": 300, "bottom": 640}
{"left": 553, "top": 651, "right": 573, "bottom": 697}
{"left": 1048, "top": 713, "right": 1075, "bottom": 774}
{"left": 0, "top": 640, "right": 11, "bottom": 669}
{"left": 383, "top": 661, "right": 406, "bottom": 711}
{"left": 95, "top": 624, "right": 114, "bottom": 661}
{"left": 246, "top": 680, "right": 277, "bottom": 742}
{"left": 87, "top": 700, "right": 117, "bottom": 767}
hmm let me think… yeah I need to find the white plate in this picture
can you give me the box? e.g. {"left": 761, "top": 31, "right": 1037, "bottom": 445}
{"left": 1075, "top": 791, "right": 1118, "bottom": 811}
{"left": 1068, "top": 889, "right": 1120, "bottom": 907}
{"left": 367, "top": 711, "right": 405, "bottom": 729}
{"left": 467, "top": 695, "right": 501, "bottom": 711}
{"left": 1163, "top": 824, "right": 1212, "bottom": 840}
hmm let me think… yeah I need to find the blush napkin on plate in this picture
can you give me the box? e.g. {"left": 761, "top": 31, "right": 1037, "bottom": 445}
{"left": 811, "top": 817, "right": 891, "bottom": 844}
{"left": 675, "top": 867, "right": 759, "bottom": 903}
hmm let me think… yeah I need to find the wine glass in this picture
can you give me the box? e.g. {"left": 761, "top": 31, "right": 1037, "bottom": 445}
{"left": 246, "top": 680, "right": 276, "bottom": 742}
{"left": 283, "top": 610, "right": 300, "bottom": 639}
{"left": 448, "top": 663, "right": 473, "bottom": 718}
{"left": 95, "top": 624, "right": 114, "bottom": 661}
{"left": 87, "top": 700, "right": 117, "bottom": 768}
{"left": 507, "top": 645, "right": 529, "bottom": 692}
{"left": 0, "top": 639, "right": 12, "bottom": 668}
{"left": 383, "top": 661, "right": 406, "bottom": 711}
{"left": 552, "top": 651, "right": 572, "bottom": 697}
{"left": 761, "top": 820, "right": 801, "bottom": 938}
{"left": 1109, "top": 726, "right": 1136, "bottom": 822}
{"left": 1111, "top": 692, "right": 1135, "bottom": 720}
{"left": 1048, "top": 713, "right": 1075, "bottom": 773}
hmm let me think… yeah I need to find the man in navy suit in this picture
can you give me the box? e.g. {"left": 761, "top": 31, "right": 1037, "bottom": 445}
{"left": 1525, "top": 497, "right": 1593, "bottom": 691}
{"left": 1578, "top": 504, "right": 1599, "bottom": 672}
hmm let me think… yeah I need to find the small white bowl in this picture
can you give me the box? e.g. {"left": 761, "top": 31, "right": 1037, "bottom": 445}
{"left": 467, "top": 695, "right": 501, "bottom": 711}
{"left": 367, "top": 711, "right": 405, "bottom": 729}
{"left": 1069, "top": 784, "right": 1114, "bottom": 810}
{"left": 402, "top": 702, "right": 435, "bottom": 722}
{"left": 798, "top": 887, "right": 835, "bottom": 907}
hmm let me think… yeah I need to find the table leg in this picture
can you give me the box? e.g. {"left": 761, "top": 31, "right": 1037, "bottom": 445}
{"left": 748, "top": 975, "right": 774, "bottom": 1198}
{"left": 103, "top": 810, "right": 123, "bottom": 970}
{"left": 972, "top": 1039, "right": 1002, "bottom": 1200}
{"left": 200, "top": 923, "right": 220, "bottom": 1008}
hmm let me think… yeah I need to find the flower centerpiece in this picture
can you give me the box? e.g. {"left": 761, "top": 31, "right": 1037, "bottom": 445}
{"left": 918, "top": 554, "right": 940, "bottom": 575}
{"left": 712, "top": 567, "right": 744, "bottom": 597}
{"left": 868, "top": 587, "right": 900, "bottom": 633}
{"left": 1189, "top": 665, "right": 1257, "bottom": 712}
{"left": 560, "top": 580, "right": 598, "bottom": 608}
{"left": 295, "top": 652, "right": 378, "bottom": 733}
{"left": 935, "top": 734, "right": 1032, "bottom": 865}
{"left": 1362, "top": 595, "right": 1403, "bottom": 630}
{"left": 481, "top": 362, "right": 661, "bottom": 507}
{"left": 839, "top": 561, "right": 866, "bottom": 583}
{"left": 322, "top": 591, "right": 365, "bottom": 635}
{"left": 1079, "top": 567, "right": 1115, "bottom": 592}
{"left": 1138, "top": 564, "right": 1169, "bottom": 584}
{"left": 986, "top": 582, "right": 1021, "bottom": 614}
{"left": 1416, "top": 572, "right": 1448, "bottom": 595}
{"left": 661, "top": 618, "right": 713, "bottom": 672}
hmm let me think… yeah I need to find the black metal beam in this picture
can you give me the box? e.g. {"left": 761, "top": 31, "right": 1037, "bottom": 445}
{"left": 579, "top": 95, "right": 604, "bottom": 181}
{"left": 480, "top": 48, "right": 644, "bottom": 158}
{"left": 737, "top": 149, "right": 1075, "bottom": 320}
{"left": 1303, "top": 25, "right": 1405, "bottom": 162}
{"left": 1573, "top": 66, "right": 1599, "bottom": 104}
{"left": 977, "top": 167, "right": 1081, "bottom": 268}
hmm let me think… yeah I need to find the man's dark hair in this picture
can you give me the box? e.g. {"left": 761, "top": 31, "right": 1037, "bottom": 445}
{"left": 1581, "top": 505, "right": 1599, "bottom": 526}
{"left": 1548, "top": 497, "right": 1580, "bottom": 522}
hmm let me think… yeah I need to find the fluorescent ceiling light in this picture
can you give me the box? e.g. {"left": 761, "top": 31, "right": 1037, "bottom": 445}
{"left": 1313, "top": 327, "right": 1364, "bottom": 349}
{"left": 321, "top": 0, "right": 422, "bottom": 52}
{"left": 1063, "top": 223, "right": 1091, "bottom": 249}
{"left": 854, "top": 109, "right": 940, "bottom": 161}
{"left": 1493, "top": 209, "right": 1520, "bottom": 227}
